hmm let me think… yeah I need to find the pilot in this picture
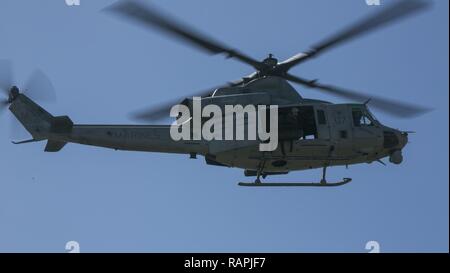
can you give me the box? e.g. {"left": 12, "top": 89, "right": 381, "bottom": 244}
{"left": 353, "top": 110, "right": 363, "bottom": 127}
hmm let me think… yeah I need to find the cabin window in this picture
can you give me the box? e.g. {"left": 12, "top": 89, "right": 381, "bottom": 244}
{"left": 317, "top": 110, "right": 327, "bottom": 125}
{"left": 352, "top": 109, "right": 374, "bottom": 127}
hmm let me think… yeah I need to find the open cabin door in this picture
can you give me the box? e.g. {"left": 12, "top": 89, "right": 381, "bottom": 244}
{"left": 278, "top": 105, "right": 317, "bottom": 141}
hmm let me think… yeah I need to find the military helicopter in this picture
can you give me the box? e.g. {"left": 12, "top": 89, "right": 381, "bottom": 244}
{"left": 1, "top": 0, "right": 431, "bottom": 187}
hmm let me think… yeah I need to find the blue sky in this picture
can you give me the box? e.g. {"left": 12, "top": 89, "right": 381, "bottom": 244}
{"left": 0, "top": 0, "right": 448, "bottom": 252}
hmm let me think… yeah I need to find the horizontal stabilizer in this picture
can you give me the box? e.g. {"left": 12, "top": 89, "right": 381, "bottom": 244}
{"left": 44, "top": 140, "right": 67, "bottom": 152}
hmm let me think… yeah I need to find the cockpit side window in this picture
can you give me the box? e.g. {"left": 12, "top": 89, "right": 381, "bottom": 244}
{"left": 352, "top": 109, "right": 374, "bottom": 127}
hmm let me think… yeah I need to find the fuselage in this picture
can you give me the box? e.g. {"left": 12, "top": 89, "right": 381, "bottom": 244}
{"left": 8, "top": 76, "right": 408, "bottom": 177}
{"left": 207, "top": 102, "right": 408, "bottom": 173}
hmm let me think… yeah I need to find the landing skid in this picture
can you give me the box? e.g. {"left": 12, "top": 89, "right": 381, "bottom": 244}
{"left": 239, "top": 164, "right": 351, "bottom": 187}
{"left": 238, "top": 178, "right": 352, "bottom": 187}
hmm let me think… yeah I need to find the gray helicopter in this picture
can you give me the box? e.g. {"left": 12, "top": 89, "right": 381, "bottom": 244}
{"left": 1, "top": 0, "right": 431, "bottom": 186}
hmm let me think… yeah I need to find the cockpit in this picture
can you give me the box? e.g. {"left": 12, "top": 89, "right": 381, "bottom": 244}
{"left": 351, "top": 106, "right": 378, "bottom": 127}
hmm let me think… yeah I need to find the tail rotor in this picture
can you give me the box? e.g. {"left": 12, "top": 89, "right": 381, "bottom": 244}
{"left": 0, "top": 59, "right": 56, "bottom": 139}
{"left": 0, "top": 59, "right": 56, "bottom": 112}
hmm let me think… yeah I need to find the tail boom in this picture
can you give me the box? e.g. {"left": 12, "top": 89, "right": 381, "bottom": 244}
{"left": 9, "top": 94, "right": 207, "bottom": 154}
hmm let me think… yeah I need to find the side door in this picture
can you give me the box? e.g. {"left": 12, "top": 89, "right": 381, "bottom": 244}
{"left": 314, "top": 105, "right": 330, "bottom": 140}
{"left": 328, "top": 105, "right": 353, "bottom": 157}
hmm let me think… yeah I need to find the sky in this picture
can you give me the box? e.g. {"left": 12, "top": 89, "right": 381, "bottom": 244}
{"left": 0, "top": 0, "right": 448, "bottom": 253}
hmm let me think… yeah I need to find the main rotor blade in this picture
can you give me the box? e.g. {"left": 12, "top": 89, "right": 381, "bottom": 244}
{"left": 130, "top": 78, "right": 248, "bottom": 122}
{"left": 130, "top": 82, "right": 230, "bottom": 122}
{"left": 24, "top": 69, "right": 56, "bottom": 103}
{"left": 284, "top": 74, "right": 431, "bottom": 118}
{"left": 0, "top": 59, "right": 14, "bottom": 95}
{"left": 104, "top": 0, "right": 262, "bottom": 69}
{"left": 278, "top": 0, "right": 430, "bottom": 71}
{"left": 130, "top": 89, "right": 212, "bottom": 122}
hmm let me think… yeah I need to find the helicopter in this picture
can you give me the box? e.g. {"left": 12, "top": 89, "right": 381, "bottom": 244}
{"left": 0, "top": 0, "right": 431, "bottom": 187}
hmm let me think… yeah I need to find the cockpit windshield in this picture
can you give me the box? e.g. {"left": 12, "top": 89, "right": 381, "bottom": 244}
{"left": 366, "top": 108, "right": 378, "bottom": 121}
{"left": 352, "top": 107, "right": 376, "bottom": 127}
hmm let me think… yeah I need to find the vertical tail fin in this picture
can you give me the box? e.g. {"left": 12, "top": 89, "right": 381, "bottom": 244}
{"left": 9, "top": 94, "right": 72, "bottom": 152}
{"left": 9, "top": 94, "right": 53, "bottom": 140}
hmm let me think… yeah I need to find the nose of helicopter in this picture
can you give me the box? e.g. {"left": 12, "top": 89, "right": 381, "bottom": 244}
{"left": 398, "top": 131, "right": 409, "bottom": 149}
{"left": 387, "top": 129, "right": 408, "bottom": 165}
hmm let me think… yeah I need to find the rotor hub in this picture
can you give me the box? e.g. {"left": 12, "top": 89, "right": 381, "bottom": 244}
{"left": 8, "top": 86, "right": 20, "bottom": 103}
{"left": 262, "top": 54, "right": 278, "bottom": 68}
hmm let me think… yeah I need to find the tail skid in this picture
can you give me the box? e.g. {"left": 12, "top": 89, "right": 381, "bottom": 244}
{"left": 12, "top": 139, "right": 43, "bottom": 145}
